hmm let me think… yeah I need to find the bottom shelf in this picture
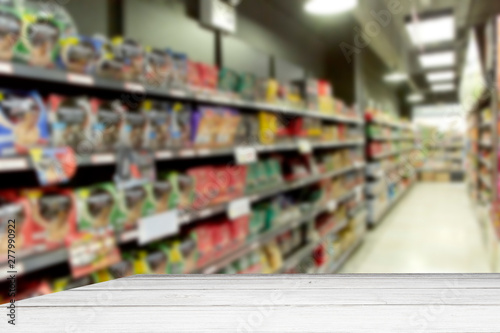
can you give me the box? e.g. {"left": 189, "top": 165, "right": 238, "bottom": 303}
{"left": 368, "top": 182, "right": 415, "bottom": 226}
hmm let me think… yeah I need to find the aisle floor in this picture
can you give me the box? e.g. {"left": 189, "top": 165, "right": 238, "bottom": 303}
{"left": 341, "top": 183, "right": 491, "bottom": 273}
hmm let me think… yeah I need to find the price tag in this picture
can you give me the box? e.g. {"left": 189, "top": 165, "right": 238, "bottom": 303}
{"left": 155, "top": 151, "right": 174, "bottom": 159}
{"left": 235, "top": 147, "right": 257, "bottom": 165}
{"left": 298, "top": 139, "right": 312, "bottom": 154}
{"left": 228, "top": 198, "right": 251, "bottom": 220}
{"left": 91, "top": 153, "right": 115, "bottom": 164}
{"left": 327, "top": 200, "right": 337, "bottom": 213}
{"left": 170, "top": 89, "right": 187, "bottom": 97}
{"left": 179, "top": 150, "right": 196, "bottom": 157}
{"left": 355, "top": 187, "right": 363, "bottom": 201}
{"left": 138, "top": 210, "right": 179, "bottom": 245}
{"left": 0, "top": 62, "right": 13, "bottom": 74}
{"left": 124, "top": 82, "right": 145, "bottom": 92}
{"left": 0, "top": 158, "right": 28, "bottom": 171}
{"left": 204, "top": 266, "right": 218, "bottom": 275}
{"left": 354, "top": 161, "right": 364, "bottom": 168}
{"left": 197, "top": 149, "right": 211, "bottom": 156}
{"left": 120, "top": 229, "right": 139, "bottom": 243}
{"left": 67, "top": 73, "right": 94, "bottom": 85}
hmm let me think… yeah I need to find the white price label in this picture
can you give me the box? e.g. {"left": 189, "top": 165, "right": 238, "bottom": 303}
{"left": 139, "top": 210, "right": 179, "bottom": 245}
{"left": 197, "top": 149, "right": 211, "bottom": 156}
{"left": 120, "top": 229, "right": 139, "bottom": 243}
{"left": 327, "top": 200, "right": 337, "bottom": 213}
{"left": 355, "top": 187, "right": 363, "bottom": 201}
{"left": 204, "top": 265, "right": 218, "bottom": 275}
{"left": 155, "top": 151, "right": 174, "bottom": 159}
{"left": 228, "top": 198, "right": 251, "bottom": 220}
{"left": 298, "top": 139, "right": 313, "bottom": 154}
{"left": 0, "top": 158, "right": 28, "bottom": 171}
{"left": 179, "top": 150, "right": 196, "bottom": 157}
{"left": 0, "top": 62, "right": 13, "bottom": 74}
{"left": 124, "top": 82, "right": 145, "bottom": 92}
{"left": 67, "top": 73, "right": 94, "bottom": 85}
{"left": 235, "top": 147, "right": 257, "bottom": 165}
{"left": 91, "top": 154, "right": 115, "bottom": 164}
{"left": 354, "top": 161, "right": 364, "bottom": 168}
{"left": 170, "top": 89, "right": 187, "bottom": 97}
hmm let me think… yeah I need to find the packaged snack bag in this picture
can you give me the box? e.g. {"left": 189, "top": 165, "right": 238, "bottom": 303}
{"left": 144, "top": 47, "right": 172, "bottom": 87}
{"left": 216, "top": 108, "right": 241, "bottom": 148}
{"left": 0, "top": 190, "right": 28, "bottom": 254}
{"left": 90, "top": 99, "right": 124, "bottom": 152}
{"left": 16, "top": 4, "right": 64, "bottom": 68}
{"left": 218, "top": 68, "right": 239, "bottom": 97}
{"left": 94, "top": 35, "right": 123, "bottom": 80}
{"left": 144, "top": 180, "right": 172, "bottom": 215}
{"left": 191, "top": 106, "right": 218, "bottom": 148}
{"left": 237, "top": 73, "right": 257, "bottom": 101}
{"left": 108, "top": 260, "right": 134, "bottom": 279}
{"left": 168, "top": 50, "right": 188, "bottom": 88}
{"left": 58, "top": 35, "right": 99, "bottom": 74}
{"left": 144, "top": 100, "right": 170, "bottom": 150}
{"left": 0, "top": 0, "right": 23, "bottom": 61}
{"left": 120, "top": 108, "right": 146, "bottom": 150}
{"left": 146, "top": 250, "right": 168, "bottom": 274}
{"left": 110, "top": 37, "right": 144, "bottom": 82}
{"left": 0, "top": 89, "right": 49, "bottom": 157}
{"left": 114, "top": 183, "right": 148, "bottom": 231}
{"left": 75, "top": 182, "right": 121, "bottom": 233}
{"left": 22, "top": 188, "right": 77, "bottom": 250}
{"left": 48, "top": 95, "right": 92, "bottom": 151}
{"left": 169, "top": 102, "right": 192, "bottom": 149}
{"left": 165, "top": 239, "right": 185, "bottom": 274}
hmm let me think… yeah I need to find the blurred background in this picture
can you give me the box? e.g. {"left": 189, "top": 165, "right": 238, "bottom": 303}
{"left": 0, "top": 0, "right": 499, "bottom": 302}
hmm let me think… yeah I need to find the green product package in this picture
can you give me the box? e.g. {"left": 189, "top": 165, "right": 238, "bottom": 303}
{"left": 218, "top": 68, "right": 239, "bottom": 93}
{"left": 75, "top": 182, "right": 123, "bottom": 232}
{"left": 15, "top": 5, "right": 66, "bottom": 67}
{"left": 115, "top": 183, "right": 150, "bottom": 231}
{"left": 165, "top": 240, "right": 185, "bottom": 274}
{"left": 265, "top": 159, "right": 282, "bottom": 185}
{"left": 144, "top": 180, "right": 175, "bottom": 216}
{"left": 237, "top": 73, "right": 257, "bottom": 100}
{"left": 249, "top": 207, "right": 266, "bottom": 237}
{"left": 162, "top": 171, "right": 195, "bottom": 209}
{"left": 245, "top": 163, "right": 258, "bottom": 194}
{"left": 0, "top": 0, "right": 23, "bottom": 62}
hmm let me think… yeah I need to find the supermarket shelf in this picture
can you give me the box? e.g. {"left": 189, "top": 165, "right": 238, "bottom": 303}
{"left": 368, "top": 182, "right": 414, "bottom": 226}
{"left": 318, "top": 235, "right": 365, "bottom": 274}
{"left": 0, "top": 140, "right": 365, "bottom": 173}
{"left": 274, "top": 218, "right": 350, "bottom": 274}
{"left": 0, "top": 62, "right": 364, "bottom": 125}
{"left": 479, "top": 141, "right": 493, "bottom": 148}
{"left": 368, "top": 136, "right": 415, "bottom": 142}
{"left": 370, "top": 148, "right": 414, "bottom": 160}
{"left": 479, "top": 156, "right": 492, "bottom": 169}
{"left": 480, "top": 122, "right": 492, "bottom": 130}
{"left": 479, "top": 174, "right": 492, "bottom": 188}
{"left": 418, "top": 168, "right": 465, "bottom": 173}
{"left": 366, "top": 118, "right": 412, "bottom": 130}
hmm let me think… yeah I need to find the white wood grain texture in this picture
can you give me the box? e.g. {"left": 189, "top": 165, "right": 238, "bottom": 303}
{"left": 3, "top": 275, "right": 500, "bottom": 332}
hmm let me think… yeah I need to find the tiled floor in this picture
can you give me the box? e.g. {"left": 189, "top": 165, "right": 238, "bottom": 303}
{"left": 341, "top": 183, "right": 492, "bottom": 273}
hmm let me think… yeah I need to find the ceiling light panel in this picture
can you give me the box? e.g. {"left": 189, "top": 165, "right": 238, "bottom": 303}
{"left": 431, "top": 83, "right": 455, "bottom": 92}
{"left": 426, "top": 71, "right": 455, "bottom": 82}
{"left": 406, "top": 16, "right": 455, "bottom": 46}
{"left": 304, "top": 0, "right": 357, "bottom": 15}
{"left": 419, "top": 51, "right": 455, "bottom": 69}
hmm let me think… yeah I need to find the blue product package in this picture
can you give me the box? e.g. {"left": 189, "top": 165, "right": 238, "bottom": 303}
{"left": 0, "top": 90, "right": 49, "bottom": 157}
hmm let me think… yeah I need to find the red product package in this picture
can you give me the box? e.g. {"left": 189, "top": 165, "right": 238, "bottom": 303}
{"left": 211, "top": 221, "right": 231, "bottom": 253}
{"left": 188, "top": 166, "right": 216, "bottom": 209}
{"left": 199, "top": 63, "right": 218, "bottom": 91}
{"left": 187, "top": 60, "right": 203, "bottom": 90}
{"left": 192, "top": 223, "right": 214, "bottom": 256}
{"left": 288, "top": 118, "right": 307, "bottom": 138}
{"left": 209, "top": 166, "right": 233, "bottom": 204}
{"left": 21, "top": 188, "right": 77, "bottom": 251}
{"left": 228, "top": 216, "right": 250, "bottom": 244}
{"left": 228, "top": 165, "right": 247, "bottom": 199}
{"left": 0, "top": 190, "right": 31, "bottom": 255}
{"left": 317, "top": 80, "right": 332, "bottom": 97}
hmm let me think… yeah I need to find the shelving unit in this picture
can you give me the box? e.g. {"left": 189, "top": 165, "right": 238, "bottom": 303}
{"left": 364, "top": 112, "right": 417, "bottom": 227}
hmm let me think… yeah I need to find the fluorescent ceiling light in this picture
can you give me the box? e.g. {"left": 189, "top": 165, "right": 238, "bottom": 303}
{"left": 426, "top": 71, "right": 455, "bottom": 82}
{"left": 383, "top": 72, "right": 408, "bottom": 83}
{"left": 406, "top": 16, "right": 455, "bottom": 46}
{"left": 431, "top": 83, "right": 455, "bottom": 92}
{"left": 407, "top": 94, "right": 424, "bottom": 103}
{"left": 419, "top": 51, "right": 455, "bottom": 68}
{"left": 304, "top": 0, "right": 357, "bottom": 15}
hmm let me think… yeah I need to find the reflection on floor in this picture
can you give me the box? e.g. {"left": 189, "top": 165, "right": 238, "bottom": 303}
{"left": 341, "top": 183, "right": 491, "bottom": 273}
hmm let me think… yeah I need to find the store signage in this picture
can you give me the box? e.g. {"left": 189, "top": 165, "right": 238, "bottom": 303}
{"left": 139, "top": 210, "right": 179, "bottom": 245}
{"left": 235, "top": 147, "right": 257, "bottom": 164}
{"left": 200, "top": 0, "right": 237, "bottom": 33}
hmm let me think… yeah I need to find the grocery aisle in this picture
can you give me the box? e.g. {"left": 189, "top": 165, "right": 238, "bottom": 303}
{"left": 341, "top": 183, "right": 491, "bottom": 273}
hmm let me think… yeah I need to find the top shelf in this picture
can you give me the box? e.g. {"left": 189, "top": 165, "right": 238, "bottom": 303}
{"left": 0, "top": 62, "right": 363, "bottom": 125}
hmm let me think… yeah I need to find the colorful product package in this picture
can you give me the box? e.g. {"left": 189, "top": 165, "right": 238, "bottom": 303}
{"left": 22, "top": 188, "right": 77, "bottom": 250}
{"left": 187, "top": 60, "right": 202, "bottom": 90}
{"left": 52, "top": 275, "right": 92, "bottom": 293}
{"left": 180, "top": 235, "right": 199, "bottom": 273}
{"left": 90, "top": 99, "right": 124, "bottom": 152}
{"left": 191, "top": 106, "right": 219, "bottom": 148}
{"left": 0, "top": 90, "right": 49, "bottom": 157}
{"left": 237, "top": 73, "right": 257, "bottom": 101}
{"left": 107, "top": 260, "right": 134, "bottom": 279}
{"left": 168, "top": 50, "right": 188, "bottom": 88}
{"left": 165, "top": 239, "right": 185, "bottom": 274}
{"left": 199, "top": 63, "right": 218, "bottom": 91}
{"left": 48, "top": 95, "right": 92, "bottom": 151}
{"left": 15, "top": 3, "right": 64, "bottom": 68}
{"left": 215, "top": 108, "right": 241, "bottom": 148}
{"left": 120, "top": 107, "right": 146, "bottom": 150}
{"left": 58, "top": 35, "right": 99, "bottom": 74}
{"left": 143, "top": 47, "right": 172, "bottom": 87}
{"left": 146, "top": 249, "right": 168, "bottom": 274}
{"left": 114, "top": 183, "right": 150, "bottom": 232}
{"left": 218, "top": 68, "right": 239, "bottom": 97}
{"left": 0, "top": 0, "right": 22, "bottom": 61}
{"left": 110, "top": 37, "right": 144, "bottom": 82}
{"left": 0, "top": 190, "right": 29, "bottom": 254}
{"left": 145, "top": 180, "right": 173, "bottom": 215}
{"left": 94, "top": 36, "right": 123, "bottom": 80}
{"left": 169, "top": 102, "right": 192, "bottom": 149}
{"left": 75, "top": 182, "right": 121, "bottom": 233}
{"left": 143, "top": 100, "right": 170, "bottom": 150}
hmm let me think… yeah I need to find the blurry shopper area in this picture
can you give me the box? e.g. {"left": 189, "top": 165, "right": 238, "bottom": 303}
{"left": 0, "top": 0, "right": 499, "bottom": 302}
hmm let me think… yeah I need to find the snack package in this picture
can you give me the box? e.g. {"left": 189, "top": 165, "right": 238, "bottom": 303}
{"left": 110, "top": 37, "right": 144, "bottom": 82}
{"left": 120, "top": 107, "right": 146, "bottom": 150}
{"left": 15, "top": 3, "right": 64, "bottom": 68}
{"left": 58, "top": 35, "right": 99, "bottom": 74}
{"left": 191, "top": 106, "right": 218, "bottom": 148}
{"left": 48, "top": 95, "right": 92, "bottom": 151}
{"left": 144, "top": 100, "right": 170, "bottom": 150}
{"left": 198, "top": 63, "right": 218, "bottom": 91}
{"left": 145, "top": 180, "right": 172, "bottom": 215}
{"left": 0, "top": 0, "right": 23, "bottom": 61}
{"left": 94, "top": 35, "right": 123, "bottom": 80}
{"left": 0, "top": 190, "right": 29, "bottom": 254}
{"left": 169, "top": 102, "right": 192, "bottom": 149}
{"left": 235, "top": 114, "right": 259, "bottom": 146}
{"left": 146, "top": 250, "right": 168, "bottom": 274}
{"left": 22, "top": 188, "right": 77, "bottom": 250}
{"left": 237, "top": 73, "right": 257, "bottom": 101}
{"left": 215, "top": 108, "right": 241, "bottom": 148}
{"left": 114, "top": 183, "right": 149, "bottom": 231}
{"left": 0, "top": 90, "right": 49, "bottom": 157}
{"left": 52, "top": 275, "right": 92, "bottom": 293}
{"left": 168, "top": 50, "right": 188, "bottom": 88}
{"left": 143, "top": 47, "right": 172, "bottom": 87}
{"left": 108, "top": 260, "right": 134, "bottom": 279}
{"left": 90, "top": 99, "right": 124, "bottom": 152}
{"left": 75, "top": 182, "right": 121, "bottom": 233}
{"left": 218, "top": 68, "right": 239, "bottom": 97}
{"left": 187, "top": 60, "right": 202, "bottom": 90}
{"left": 180, "top": 235, "right": 198, "bottom": 273}
{"left": 165, "top": 240, "right": 185, "bottom": 274}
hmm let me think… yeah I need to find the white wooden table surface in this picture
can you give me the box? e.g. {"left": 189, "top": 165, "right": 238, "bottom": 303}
{"left": 3, "top": 274, "right": 500, "bottom": 332}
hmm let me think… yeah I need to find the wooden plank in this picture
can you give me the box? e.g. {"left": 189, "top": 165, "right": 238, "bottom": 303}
{"left": 75, "top": 274, "right": 500, "bottom": 291}
{"left": 2, "top": 305, "right": 500, "bottom": 332}
{"left": 19, "top": 288, "right": 500, "bottom": 307}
